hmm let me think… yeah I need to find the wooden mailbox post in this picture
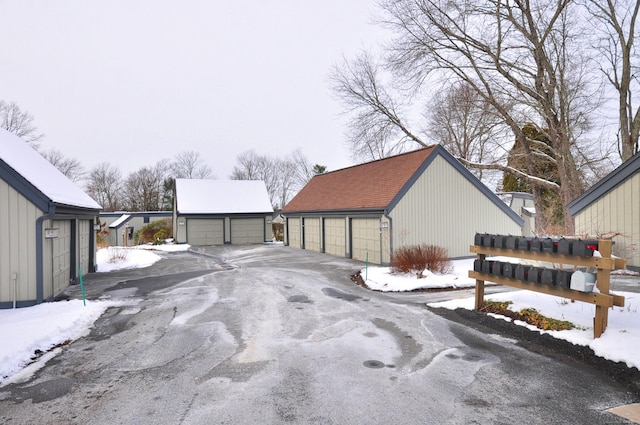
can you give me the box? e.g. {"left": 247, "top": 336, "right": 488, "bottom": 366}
{"left": 469, "top": 238, "right": 626, "bottom": 338}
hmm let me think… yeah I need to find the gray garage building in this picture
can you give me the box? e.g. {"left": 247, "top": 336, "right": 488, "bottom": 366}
{"left": 570, "top": 151, "right": 640, "bottom": 270}
{"left": 173, "top": 179, "right": 273, "bottom": 245}
{"left": 282, "top": 146, "right": 523, "bottom": 265}
{"left": 0, "top": 128, "right": 101, "bottom": 308}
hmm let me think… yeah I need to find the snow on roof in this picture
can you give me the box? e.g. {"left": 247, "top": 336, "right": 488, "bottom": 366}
{"left": 109, "top": 214, "right": 131, "bottom": 228}
{"left": 175, "top": 179, "right": 273, "bottom": 214}
{"left": 0, "top": 128, "right": 101, "bottom": 210}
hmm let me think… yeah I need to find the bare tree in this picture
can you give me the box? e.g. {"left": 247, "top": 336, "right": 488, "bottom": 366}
{"left": 41, "top": 149, "right": 85, "bottom": 182}
{"left": 85, "top": 162, "right": 123, "bottom": 211}
{"left": 588, "top": 0, "right": 640, "bottom": 161}
{"left": 426, "top": 82, "right": 511, "bottom": 185}
{"left": 0, "top": 100, "right": 44, "bottom": 148}
{"left": 230, "top": 150, "right": 265, "bottom": 180}
{"left": 122, "top": 160, "right": 171, "bottom": 211}
{"left": 329, "top": 51, "right": 427, "bottom": 161}
{"left": 171, "top": 150, "right": 214, "bottom": 179}
{"left": 332, "top": 0, "right": 603, "bottom": 233}
{"left": 231, "top": 149, "right": 315, "bottom": 209}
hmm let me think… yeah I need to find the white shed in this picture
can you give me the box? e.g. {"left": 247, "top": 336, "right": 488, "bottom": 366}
{"left": 282, "top": 146, "right": 524, "bottom": 265}
{"left": 570, "top": 151, "right": 640, "bottom": 270}
{"left": 0, "top": 128, "right": 101, "bottom": 308}
{"left": 173, "top": 179, "right": 273, "bottom": 245}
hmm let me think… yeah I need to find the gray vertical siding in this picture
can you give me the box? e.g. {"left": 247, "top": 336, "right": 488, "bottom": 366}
{"left": 389, "top": 155, "right": 522, "bottom": 258}
{"left": 0, "top": 180, "right": 40, "bottom": 305}
{"left": 574, "top": 172, "right": 640, "bottom": 268}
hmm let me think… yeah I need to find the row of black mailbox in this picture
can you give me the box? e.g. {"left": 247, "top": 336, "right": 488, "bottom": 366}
{"left": 473, "top": 259, "right": 574, "bottom": 288}
{"left": 474, "top": 233, "right": 599, "bottom": 257}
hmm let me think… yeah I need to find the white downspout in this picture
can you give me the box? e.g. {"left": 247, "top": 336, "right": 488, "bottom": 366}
{"left": 11, "top": 273, "right": 17, "bottom": 309}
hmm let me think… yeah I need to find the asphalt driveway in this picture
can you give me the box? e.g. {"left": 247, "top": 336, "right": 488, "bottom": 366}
{"left": 0, "top": 244, "right": 637, "bottom": 424}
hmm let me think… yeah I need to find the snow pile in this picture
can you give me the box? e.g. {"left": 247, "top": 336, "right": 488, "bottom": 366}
{"left": 0, "top": 300, "right": 115, "bottom": 385}
{"left": 430, "top": 290, "right": 640, "bottom": 370}
{"left": 96, "top": 247, "right": 161, "bottom": 272}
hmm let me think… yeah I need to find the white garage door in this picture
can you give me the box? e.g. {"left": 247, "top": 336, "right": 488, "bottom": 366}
{"left": 231, "top": 218, "right": 265, "bottom": 244}
{"left": 51, "top": 220, "right": 71, "bottom": 296}
{"left": 303, "top": 218, "right": 321, "bottom": 252}
{"left": 324, "top": 218, "right": 346, "bottom": 257}
{"left": 187, "top": 218, "right": 224, "bottom": 245}
{"left": 78, "top": 220, "right": 91, "bottom": 275}
{"left": 287, "top": 217, "right": 301, "bottom": 248}
{"left": 351, "top": 218, "right": 381, "bottom": 264}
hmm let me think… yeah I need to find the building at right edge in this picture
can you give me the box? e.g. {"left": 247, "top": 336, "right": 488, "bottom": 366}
{"left": 570, "top": 151, "right": 640, "bottom": 270}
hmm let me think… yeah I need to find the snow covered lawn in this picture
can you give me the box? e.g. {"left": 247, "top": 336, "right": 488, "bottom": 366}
{"left": 95, "top": 243, "right": 190, "bottom": 272}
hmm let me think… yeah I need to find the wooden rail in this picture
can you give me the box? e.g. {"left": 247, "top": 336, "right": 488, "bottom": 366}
{"left": 469, "top": 239, "right": 626, "bottom": 338}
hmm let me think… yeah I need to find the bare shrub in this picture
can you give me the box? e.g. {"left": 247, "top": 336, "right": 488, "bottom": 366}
{"left": 390, "top": 244, "right": 453, "bottom": 277}
{"left": 272, "top": 223, "right": 284, "bottom": 241}
{"left": 107, "top": 246, "right": 129, "bottom": 263}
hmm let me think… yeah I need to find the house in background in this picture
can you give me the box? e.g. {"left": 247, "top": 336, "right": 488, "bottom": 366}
{"left": 569, "top": 151, "right": 640, "bottom": 270}
{"left": 100, "top": 211, "right": 172, "bottom": 246}
{"left": 282, "top": 146, "right": 524, "bottom": 265}
{"left": 497, "top": 192, "right": 536, "bottom": 236}
{"left": 173, "top": 179, "right": 273, "bottom": 245}
{"left": 0, "top": 128, "right": 101, "bottom": 308}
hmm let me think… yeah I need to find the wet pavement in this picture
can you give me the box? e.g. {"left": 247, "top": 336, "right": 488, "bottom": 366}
{"left": 1, "top": 244, "right": 638, "bottom": 425}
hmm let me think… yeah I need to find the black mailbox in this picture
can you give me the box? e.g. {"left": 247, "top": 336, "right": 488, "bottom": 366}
{"left": 540, "top": 268, "right": 557, "bottom": 285}
{"left": 555, "top": 270, "right": 573, "bottom": 288}
{"left": 493, "top": 235, "right": 506, "bottom": 249}
{"left": 573, "top": 239, "right": 598, "bottom": 257}
{"left": 515, "top": 265, "right": 530, "bottom": 281}
{"left": 557, "top": 238, "right": 572, "bottom": 255}
{"left": 517, "top": 237, "right": 532, "bottom": 251}
{"left": 482, "top": 234, "right": 494, "bottom": 247}
{"left": 492, "top": 261, "right": 503, "bottom": 276}
{"left": 542, "top": 238, "right": 555, "bottom": 253}
{"left": 482, "top": 260, "right": 494, "bottom": 274}
{"left": 474, "top": 233, "right": 483, "bottom": 246}
{"left": 527, "top": 267, "right": 541, "bottom": 283}
{"left": 474, "top": 259, "right": 482, "bottom": 272}
{"left": 530, "top": 237, "right": 542, "bottom": 252}
{"left": 502, "top": 262, "right": 515, "bottom": 278}
{"left": 505, "top": 236, "right": 519, "bottom": 250}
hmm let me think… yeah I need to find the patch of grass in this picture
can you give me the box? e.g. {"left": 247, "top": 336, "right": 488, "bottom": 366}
{"left": 480, "top": 300, "right": 575, "bottom": 331}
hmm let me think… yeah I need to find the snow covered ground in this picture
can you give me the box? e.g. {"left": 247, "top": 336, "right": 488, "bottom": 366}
{"left": 1, "top": 246, "right": 638, "bottom": 388}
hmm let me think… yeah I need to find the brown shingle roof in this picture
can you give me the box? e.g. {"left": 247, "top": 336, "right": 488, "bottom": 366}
{"left": 283, "top": 147, "right": 436, "bottom": 213}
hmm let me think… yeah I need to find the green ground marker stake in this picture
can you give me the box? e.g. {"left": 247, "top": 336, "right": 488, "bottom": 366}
{"left": 78, "top": 266, "right": 86, "bottom": 306}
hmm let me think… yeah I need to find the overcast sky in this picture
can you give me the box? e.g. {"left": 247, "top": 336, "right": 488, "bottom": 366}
{"left": 0, "top": 1, "right": 386, "bottom": 180}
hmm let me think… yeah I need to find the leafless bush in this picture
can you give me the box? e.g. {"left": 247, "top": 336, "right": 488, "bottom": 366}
{"left": 107, "top": 246, "right": 129, "bottom": 263}
{"left": 390, "top": 244, "right": 453, "bottom": 277}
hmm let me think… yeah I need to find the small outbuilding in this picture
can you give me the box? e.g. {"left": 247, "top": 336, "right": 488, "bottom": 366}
{"left": 569, "top": 151, "right": 640, "bottom": 270}
{"left": 282, "top": 146, "right": 524, "bottom": 264}
{"left": 0, "top": 128, "right": 101, "bottom": 308}
{"left": 173, "top": 179, "right": 273, "bottom": 245}
{"left": 100, "top": 211, "right": 173, "bottom": 246}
